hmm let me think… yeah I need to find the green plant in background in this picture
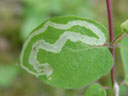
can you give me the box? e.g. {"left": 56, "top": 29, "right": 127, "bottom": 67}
{"left": 0, "top": 65, "right": 18, "bottom": 87}
{"left": 19, "top": 0, "right": 128, "bottom": 96}
{"left": 20, "top": 0, "right": 94, "bottom": 41}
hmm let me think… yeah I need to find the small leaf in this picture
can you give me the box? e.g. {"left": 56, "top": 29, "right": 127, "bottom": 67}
{"left": 120, "top": 35, "right": 128, "bottom": 84}
{"left": 85, "top": 83, "right": 106, "bottom": 96}
{"left": 121, "top": 20, "right": 128, "bottom": 33}
{"left": 20, "top": 16, "right": 113, "bottom": 88}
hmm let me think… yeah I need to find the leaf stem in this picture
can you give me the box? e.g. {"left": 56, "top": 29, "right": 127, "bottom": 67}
{"left": 106, "top": 0, "right": 118, "bottom": 96}
{"left": 106, "top": 0, "right": 114, "bottom": 42}
{"left": 111, "top": 32, "right": 128, "bottom": 45}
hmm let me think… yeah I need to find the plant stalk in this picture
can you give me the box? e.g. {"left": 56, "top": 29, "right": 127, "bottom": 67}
{"left": 106, "top": 0, "right": 119, "bottom": 96}
{"left": 112, "top": 33, "right": 128, "bottom": 45}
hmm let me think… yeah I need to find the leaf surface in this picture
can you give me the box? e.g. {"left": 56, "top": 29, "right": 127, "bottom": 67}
{"left": 85, "top": 83, "right": 106, "bottom": 96}
{"left": 120, "top": 35, "right": 128, "bottom": 84}
{"left": 20, "top": 16, "right": 113, "bottom": 88}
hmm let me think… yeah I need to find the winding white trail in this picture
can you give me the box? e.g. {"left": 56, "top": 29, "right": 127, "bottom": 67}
{"left": 20, "top": 20, "right": 106, "bottom": 77}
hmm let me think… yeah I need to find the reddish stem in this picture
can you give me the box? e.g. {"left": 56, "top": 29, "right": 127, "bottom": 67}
{"left": 106, "top": 0, "right": 116, "bottom": 96}
{"left": 112, "top": 33, "right": 128, "bottom": 45}
{"left": 106, "top": 0, "right": 114, "bottom": 42}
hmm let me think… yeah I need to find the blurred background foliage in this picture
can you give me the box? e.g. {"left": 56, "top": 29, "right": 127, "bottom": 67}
{"left": 0, "top": 0, "right": 128, "bottom": 96}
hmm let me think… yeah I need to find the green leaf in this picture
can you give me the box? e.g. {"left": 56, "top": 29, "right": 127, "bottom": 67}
{"left": 84, "top": 83, "right": 106, "bottom": 96}
{"left": 121, "top": 20, "right": 128, "bottom": 33}
{"left": 120, "top": 35, "right": 128, "bottom": 84}
{"left": 0, "top": 65, "right": 18, "bottom": 87}
{"left": 20, "top": 16, "right": 113, "bottom": 88}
